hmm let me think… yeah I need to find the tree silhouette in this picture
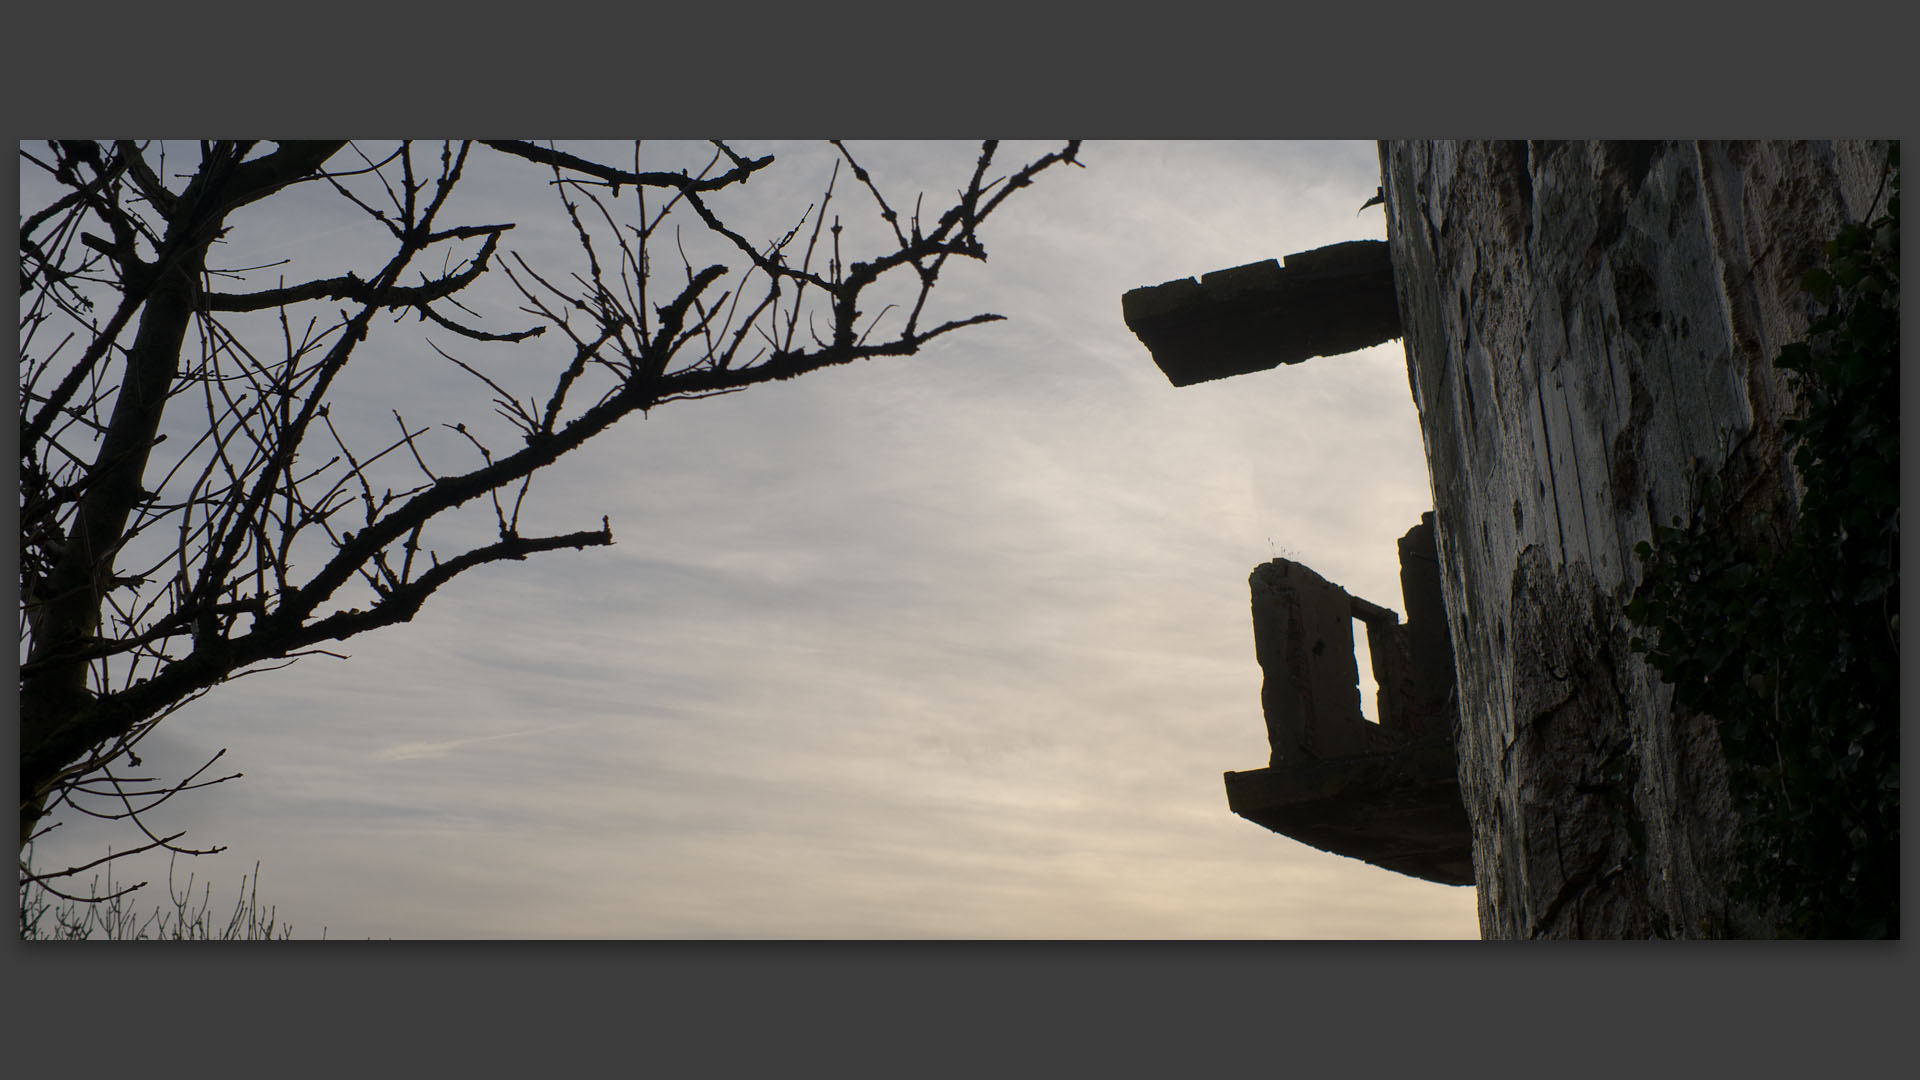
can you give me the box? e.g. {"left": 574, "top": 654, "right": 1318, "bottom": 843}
{"left": 18, "top": 139, "right": 1081, "bottom": 895}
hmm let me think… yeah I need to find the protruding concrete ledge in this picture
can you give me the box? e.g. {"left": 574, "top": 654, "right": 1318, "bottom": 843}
{"left": 1225, "top": 741, "right": 1474, "bottom": 885}
{"left": 1229, "top": 513, "right": 1472, "bottom": 885}
{"left": 1122, "top": 239, "right": 1401, "bottom": 387}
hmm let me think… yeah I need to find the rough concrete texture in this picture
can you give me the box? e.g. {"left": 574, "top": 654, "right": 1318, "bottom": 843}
{"left": 1380, "top": 140, "right": 1893, "bottom": 937}
{"left": 1227, "top": 516, "right": 1472, "bottom": 886}
{"left": 1225, "top": 741, "right": 1475, "bottom": 886}
{"left": 1122, "top": 239, "right": 1401, "bottom": 385}
{"left": 1249, "top": 557, "right": 1379, "bottom": 763}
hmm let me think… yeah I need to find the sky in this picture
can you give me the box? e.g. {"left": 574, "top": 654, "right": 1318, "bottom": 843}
{"left": 20, "top": 140, "right": 1479, "bottom": 938}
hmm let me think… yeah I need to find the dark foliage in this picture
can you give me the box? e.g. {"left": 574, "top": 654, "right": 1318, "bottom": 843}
{"left": 1626, "top": 145, "right": 1899, "bottom": 938}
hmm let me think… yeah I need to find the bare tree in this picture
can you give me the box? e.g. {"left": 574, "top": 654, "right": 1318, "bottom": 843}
{"left": 20, "top": 847, "right": 299, "bottom": 939}
{"left": 18, "top": 139, "right": 1082, "bottom": 895}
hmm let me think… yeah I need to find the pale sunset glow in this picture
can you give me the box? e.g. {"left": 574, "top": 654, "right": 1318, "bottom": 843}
{"left": 20, "top": 140, "right": 1478, "bottom": 938}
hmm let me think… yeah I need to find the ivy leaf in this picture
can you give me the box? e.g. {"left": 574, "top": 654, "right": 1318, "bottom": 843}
{"left": 1851, "top": 576, "right": 1889, "bottom": 604}
{"left": 1777, "top": 341, "right": 1813, "bottom": 372}
{"left": 1801, "top": 266, "right": 1836, "bottom": 303}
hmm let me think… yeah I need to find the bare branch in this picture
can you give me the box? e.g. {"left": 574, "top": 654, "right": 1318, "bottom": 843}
{"left": 18, "top": 137, "right": 1081, "bottom": 869}
{"left": 479, "top": 139, "right": 775, "bottom": 194}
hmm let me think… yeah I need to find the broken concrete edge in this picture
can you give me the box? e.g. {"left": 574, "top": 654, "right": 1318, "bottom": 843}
{"left": 1121, "top": 239, "right": 1403, "bottom": 387}
{"left": 1252, "top": 557, "right": 1388, "bottom": 760}
{"left": 1224, "top": 741, "right": 1475, "bottom": 886}
{"left": 1250, "top": 523, "right": 1453, "bottom": 760}
{"left": 1281, "top": 239, "right": 1400, "bottom": 277}
{"left": 1120, "top": 273, "right": 1208, "bottom": 322}
{"left": 1237, "top": 514, "right": 1472, "bottom": 884}
{"left": 1122, "top": 241, "right": 1397, "bottom": 313}
{"left": 1349, "top": 592, "right": 1398, "bottom": 625}
{"left": 1226, "top": 739, "right": 1460, "bottom": 808}
{"left": 1121, "top": 240, "right": 1395, "bottom": 324}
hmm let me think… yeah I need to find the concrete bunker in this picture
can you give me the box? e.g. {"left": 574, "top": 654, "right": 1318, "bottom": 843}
{"left": 1121, "top": 239, "right": 1400, "bottom": 386}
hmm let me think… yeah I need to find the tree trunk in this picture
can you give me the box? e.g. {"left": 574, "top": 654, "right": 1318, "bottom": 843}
{"left": 20, "top": 141, "right": 346, "bottom": 847}
{"left": 1380, "top": 139, "right": 1891, "bottom": 937}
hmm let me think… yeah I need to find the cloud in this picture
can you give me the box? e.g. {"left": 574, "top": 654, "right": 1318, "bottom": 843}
{"left": 370, "top": 724, "right": 584, "bottom": 763}
{"left": 23, "top": 141, "right": 1478, "bottom": 939}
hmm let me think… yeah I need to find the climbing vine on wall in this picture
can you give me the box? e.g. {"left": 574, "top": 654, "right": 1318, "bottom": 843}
{"left": 1625, "top": 144, "right": 1899, "bottom": 938}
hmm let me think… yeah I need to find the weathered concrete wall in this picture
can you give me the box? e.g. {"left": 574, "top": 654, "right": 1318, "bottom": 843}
{"left": 1225, "top": 515, "right": 1473, "bottom": 887}
{"left": 1250, "top": 557, "right": 1378, "bottom": 762}
{"left": 1380, "top": 140, "right": 1893, "bottom": 936}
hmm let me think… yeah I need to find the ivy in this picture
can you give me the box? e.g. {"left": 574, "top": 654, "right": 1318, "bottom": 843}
{"left": 1625, "top": 144, "right": 1899, "bottom": 938}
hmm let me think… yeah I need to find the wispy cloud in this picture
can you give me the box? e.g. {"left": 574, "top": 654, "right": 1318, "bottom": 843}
{"left": 23, "top": 141, "right": 1479, "bottom": 939}
{"left": 370, "top": 724, "right": 584, "bottom": 763}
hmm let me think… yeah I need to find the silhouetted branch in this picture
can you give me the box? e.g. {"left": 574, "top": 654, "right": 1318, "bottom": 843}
{"left": 18, "top": 138, "right": 1080, "bottom": 884}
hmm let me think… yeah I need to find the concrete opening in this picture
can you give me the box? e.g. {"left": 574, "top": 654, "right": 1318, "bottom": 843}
{"left": 1354, "top": 616, "right": 1380, "bottom": 723}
